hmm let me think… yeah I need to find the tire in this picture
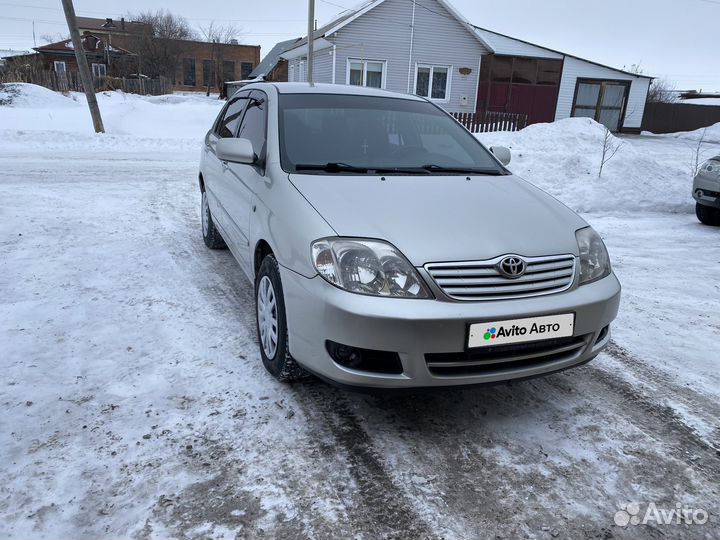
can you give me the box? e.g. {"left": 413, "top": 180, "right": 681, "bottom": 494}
{"left": 696, "top": 202, "right": 720, "bottom": 226}
{"left": 201, "top": 189, "right": 227, "bottom": 249}
{"left": 255, "top": 254, "right": 309, "bottom": 382}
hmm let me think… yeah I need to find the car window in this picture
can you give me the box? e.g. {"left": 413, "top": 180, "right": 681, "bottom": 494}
{"left": 237, "top": 92, "right": 267, "bottom": 158}
{"left": 278, "top": 94, "right": 504, "bottom": 174}
{"left": 215, "top": 96, "right": 248, "bottom": 138}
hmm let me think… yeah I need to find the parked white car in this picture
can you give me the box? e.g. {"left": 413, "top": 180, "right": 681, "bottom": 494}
{"left": 198, "top": 83, "right": 620, "bottom": 389}
{"left": 693, "top": 155, "right": 720, "bottom": 225}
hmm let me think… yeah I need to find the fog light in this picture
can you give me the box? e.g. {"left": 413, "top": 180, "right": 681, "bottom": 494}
{"left": 325, "top": 341, "right": 404, "bottom": 374}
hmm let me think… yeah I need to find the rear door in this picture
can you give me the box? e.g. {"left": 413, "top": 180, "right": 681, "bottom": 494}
{"left": 221, "top": 90, "right": 268, "bottom": 273}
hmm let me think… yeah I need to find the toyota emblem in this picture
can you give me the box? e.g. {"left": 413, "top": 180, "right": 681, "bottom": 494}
{"left": 497, "top": 256, "right": 527, "bottom": 279}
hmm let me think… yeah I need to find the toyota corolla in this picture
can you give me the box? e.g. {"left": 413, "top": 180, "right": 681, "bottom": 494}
{"left": 198, "top": 82, "right": 620, "bottom": 388}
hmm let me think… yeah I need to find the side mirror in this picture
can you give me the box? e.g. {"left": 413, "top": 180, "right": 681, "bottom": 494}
{"left": 490, "top": 145, "right": 511, "bottom": 166}
{"left": 216, "top": 138, "right": 256, "bottom": 164}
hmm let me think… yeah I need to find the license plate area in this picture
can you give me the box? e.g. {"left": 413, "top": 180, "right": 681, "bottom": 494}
{"left": 468, "top": 313, "right": 575, "bottom": 349}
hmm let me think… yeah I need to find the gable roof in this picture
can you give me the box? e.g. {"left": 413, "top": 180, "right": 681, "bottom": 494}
{"left": 285, "top": 0, "right": 491, "bottom": 54}
{"left": 249, "top": 37, "right": 301, "bottom": 79}
{"left": 472, "top": 25, "right": 653, "bottom": 79}
{"left": 34, "top": 34, "right": 135, "bottom": 55}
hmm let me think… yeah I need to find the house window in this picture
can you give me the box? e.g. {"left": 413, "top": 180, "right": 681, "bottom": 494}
{"left": 202, "top": 59, "right": 215, "bottom": 87}
{"left": 54, "top": 61, "right": 66, "bottom": 73}
{"left": 347, "top": 59, "right": 385, "bottom": 88}
{"left": 415, "top": 64, "right": 450, "bottom": 101}
{"left": 223, "top": 60, "right": 235, "bottom": 82}
{"left": 182, "top": 58, "right": 196, "bottom": 86}
{"left": 91, "top": 63, "right": 106, "bottom": 77}
{"left": 241, "top": 62, "right": 253, "bottom": 79}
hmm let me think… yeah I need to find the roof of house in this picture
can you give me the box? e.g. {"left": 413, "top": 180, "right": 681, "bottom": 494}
{"left": 249, "top": 37, "right": 301, "bottom": 79}
{"left": 34, "top": 34, "right": 135, "bottom": 55}
{"left": 75, "top": 16, "right": 151, "bottom": 34}
{"left": 472, "top": 25, "right": 653, "bottom": 79}
{"left": 284, "top": 0, "right": 490, "bottom": 54}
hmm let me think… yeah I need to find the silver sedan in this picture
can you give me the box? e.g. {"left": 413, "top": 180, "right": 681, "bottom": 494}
{"left": 198, "top": 82, "right": 620, "bottom": 388}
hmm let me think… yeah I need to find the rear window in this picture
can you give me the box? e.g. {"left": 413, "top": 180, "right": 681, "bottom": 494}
{"left": 278, "top": 94, "right": 503, "bottom": 174}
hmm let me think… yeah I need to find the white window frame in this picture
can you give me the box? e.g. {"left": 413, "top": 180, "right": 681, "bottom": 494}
{"left": 413, "top": 63, "right": 452, "bottom": 103}
{"left": 289, "top": 63, "right": 295, "bottom": 82}
{"left": 53, "top": 61, "right": 66, "bottom": 73}
{"left": 298, "top": 60, "right": 305, "bottom": 83}
{"left": 346, "top": 58, "right": 387, "bottom": 89}
{"left": 91, "top": 63, "right": 107, "bottom": 77}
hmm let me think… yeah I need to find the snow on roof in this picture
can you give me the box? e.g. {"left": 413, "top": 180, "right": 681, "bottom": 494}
{"left": 0, "top": 49, "right": 31, "bottom": 59}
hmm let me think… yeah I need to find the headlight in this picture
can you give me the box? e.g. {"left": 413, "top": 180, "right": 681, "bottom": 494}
{"left": 575, "top": 227, "right": 611, "bottom": 284}
{"left": 311, "top": 238, "right": 431, "bottom": 298}
{"left": 701, "top": 159, "right": 720, "bottom": 175}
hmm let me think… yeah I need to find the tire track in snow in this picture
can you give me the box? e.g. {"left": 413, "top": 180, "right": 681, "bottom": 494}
{"left": 601, "top": 341, "right": 720, "bottom": 447}
{"left": 294, "top": 384, "right": 436, "bottom": 539}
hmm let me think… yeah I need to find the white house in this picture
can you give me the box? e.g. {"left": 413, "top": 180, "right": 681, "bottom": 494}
{"left": 280, "top": 0, "right": 652, "bottom": 132}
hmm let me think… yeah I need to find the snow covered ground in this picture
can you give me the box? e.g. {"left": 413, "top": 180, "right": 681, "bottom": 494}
{"left": 1, "top": 84, "right": 719, "bottom": 539}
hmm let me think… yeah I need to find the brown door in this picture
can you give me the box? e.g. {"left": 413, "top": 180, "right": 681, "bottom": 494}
{"left": 572, "top": 79, "right": 630, "bottom": 131}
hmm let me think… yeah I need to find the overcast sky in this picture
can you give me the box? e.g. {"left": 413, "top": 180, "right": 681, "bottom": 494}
{"left": 1, "top": 0, "right": 718, "bottom": 91}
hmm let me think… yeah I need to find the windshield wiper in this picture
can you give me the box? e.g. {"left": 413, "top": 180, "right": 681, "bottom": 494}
{"left": 294, "top": 163, "right": 431, "bottom": 175}
{"left": 421, "top": 164, "right": 504, "bottom": 175}
{"left": 294, "top": 162, "right": 370, "bottom": 173}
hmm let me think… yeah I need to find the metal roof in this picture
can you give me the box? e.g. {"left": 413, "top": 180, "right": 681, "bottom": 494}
{"left": 249, "top": 37, "right": 301, "bottom": 79}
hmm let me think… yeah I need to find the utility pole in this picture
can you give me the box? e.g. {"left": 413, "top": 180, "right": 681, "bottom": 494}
{"left": 60, "top": 0, "right": 104, "bottom": 133}
{"left": 306, "top": 0, "right": 314, "bottom": 85}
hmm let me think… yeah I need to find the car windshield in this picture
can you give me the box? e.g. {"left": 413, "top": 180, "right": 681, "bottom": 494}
{"left": 278, "top": 93, "right": 505, "bottom": 175}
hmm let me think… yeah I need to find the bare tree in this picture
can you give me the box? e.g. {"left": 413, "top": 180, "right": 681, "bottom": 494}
{"left": 125, "top": 10, "right": 196, "bottom": 81}
{"left": 647, "top": 78, "right": 678, "bottom": 104}
{"left": 199, "top": 22, "right": 242, "bottom": 96}
{"left": 199, "top": 22, "right": 241, "bottom": 45}
{"left": 40, "top": 33, "right": 69, "bottom": 44}
{"left": 598, "top": 127, "right": 624, "bottom": 177}
{"left": 690, "top": 128, "right": 708, "bottom": 177}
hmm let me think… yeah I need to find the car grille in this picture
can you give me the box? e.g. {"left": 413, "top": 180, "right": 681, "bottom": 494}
{"left": 424, "top": 254, "right": 576, "bottom": 301}
{"left": 425, "top": 335, "right": 589, "bottom": 377}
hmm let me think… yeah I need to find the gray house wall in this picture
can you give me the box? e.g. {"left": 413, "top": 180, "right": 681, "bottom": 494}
{"left": 289, "top": 0, "right": 489, "bottom": 113}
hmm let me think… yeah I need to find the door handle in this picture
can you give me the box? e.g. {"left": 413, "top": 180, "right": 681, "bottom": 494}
{"left": 221, "top": 160, "right": 229, "bottom": 170}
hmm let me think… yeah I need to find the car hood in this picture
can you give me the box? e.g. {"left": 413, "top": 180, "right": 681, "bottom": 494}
{"left": 289, "top": 174, "right": 587, "bottom": 265}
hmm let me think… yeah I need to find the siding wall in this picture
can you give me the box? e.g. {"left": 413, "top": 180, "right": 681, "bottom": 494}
{"left": 555, "top": 56, "right": 651, "bottom": 129}
{"left": 290, "top": 0, "right": 489, "bottom": 113}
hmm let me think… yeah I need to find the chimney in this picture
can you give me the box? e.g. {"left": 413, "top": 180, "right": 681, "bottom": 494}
{"left": 121, "top": 17, "right": 126, "bottom": 30}
{"left": 102, "top": 18, "right": 115, "bottom": 28}
{"left": 229, "top": 39, "right": 239, "bottom": 45}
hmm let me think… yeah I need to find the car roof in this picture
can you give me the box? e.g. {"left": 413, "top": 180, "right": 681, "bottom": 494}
{"left": 239, "top": 82, "right": 427, "bottom": 102}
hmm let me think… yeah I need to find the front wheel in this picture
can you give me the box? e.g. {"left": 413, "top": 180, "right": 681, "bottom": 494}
{"left": 696, "top": 202, "right": 720, "bottom": 226}
{"left": 255, "top": 254, "right": 309, "bottom": 382}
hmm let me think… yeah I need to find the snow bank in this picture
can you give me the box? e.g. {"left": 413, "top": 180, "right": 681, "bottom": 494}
{"left": 0, "top": 82, "right": 80, "bottom": 108}
{"left": 477, "top": 118, "right": 715, "bottom": 214}
{"left": 649, "top": 121, "right": 720, "bottom": 145}
{"left": 0, "top": 83, "right": 223, "bottom": 152}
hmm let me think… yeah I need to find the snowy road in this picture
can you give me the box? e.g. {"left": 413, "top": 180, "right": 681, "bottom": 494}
{"left": 2, "top": 146, "right": 718, "bottom": 540}
{"left": 1, "top": 87, "right": 719, "bottom": 539}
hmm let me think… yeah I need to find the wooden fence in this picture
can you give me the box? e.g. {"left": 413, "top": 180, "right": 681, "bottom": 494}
{"left": 641, "top": 102, "right": 720, "bottom": 134}
{"left": 0, "top": 68, "right": 171, "bottom": 96}
{"left": 451, "top": 111, "right": 529, "bottom": 133}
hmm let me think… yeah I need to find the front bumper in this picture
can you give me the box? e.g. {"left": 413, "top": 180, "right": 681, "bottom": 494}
{"left": 281, "top": 266, "right": 621, "bottom": 388}
{"left": 693, "top": 176, "right": 720, "bottom": 208}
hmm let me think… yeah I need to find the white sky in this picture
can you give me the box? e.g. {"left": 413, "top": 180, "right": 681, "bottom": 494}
{"left": 1, "top": 0, "right": 718, "bottom": 91}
